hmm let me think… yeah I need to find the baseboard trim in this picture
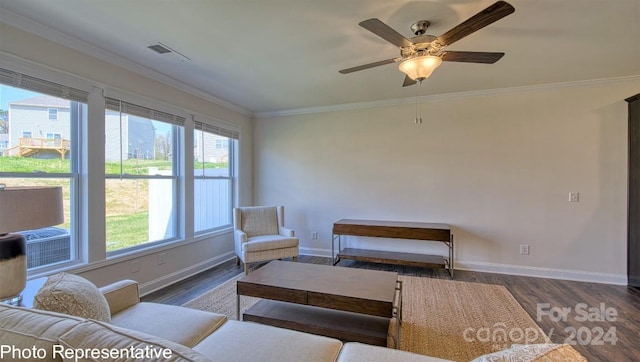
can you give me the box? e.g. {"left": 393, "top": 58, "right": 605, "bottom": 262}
{"left": 300, "top": 247, "right": 332, "bottom": 258}
{"left": 456, "top": 260, "right": 627, "bottom": 286}
{"left": 138, "top": 251, "right": 236, "bottom": 296}
{"left": 300, "top": 247, "right": 627, "bottom": 285}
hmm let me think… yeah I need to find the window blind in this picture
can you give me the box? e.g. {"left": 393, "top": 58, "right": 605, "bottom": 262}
{"left": 194, "top": 121, "right": 239, "bottom": 140}
{"left": 0, "top": 68, "right": 88, "bottom": 102}
{"left": 105, "top": 97, "right": 185, "bottom": 126}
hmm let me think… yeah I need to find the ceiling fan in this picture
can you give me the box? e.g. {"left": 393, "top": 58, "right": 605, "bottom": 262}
{"left": 339, "top": 1, "right": 515, "bottom": 87}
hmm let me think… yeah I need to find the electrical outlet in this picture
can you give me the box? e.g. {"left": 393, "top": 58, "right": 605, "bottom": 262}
{"left": 569, "top": 192, "right": 579, "bottom": 202}
{"left": 520, "top": 245, "right": 530, "bottom": 255}
{"left": 311, "top": 231, "right": 318, "bottom": 240}
{"left": 158, "top": 253, "right": 166, "bottom": 265}
{"left": 131, "top": 260, "right": 140, "bottom": 273}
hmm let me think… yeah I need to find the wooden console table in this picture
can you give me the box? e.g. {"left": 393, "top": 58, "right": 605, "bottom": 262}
{"left": 332, "top": 219, "right": 454, "bottom": 278}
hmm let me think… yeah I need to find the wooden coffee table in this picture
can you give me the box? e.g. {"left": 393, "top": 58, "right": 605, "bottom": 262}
{"left": 236, "top": 260, "right": 402, "bottom": 347}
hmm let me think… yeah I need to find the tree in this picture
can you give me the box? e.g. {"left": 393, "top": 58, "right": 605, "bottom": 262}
{"left": 155, "top": 131, "right": 171, "bottom": 160}
{"left": 0, "top": 109, "right": 7, "bottom": 133}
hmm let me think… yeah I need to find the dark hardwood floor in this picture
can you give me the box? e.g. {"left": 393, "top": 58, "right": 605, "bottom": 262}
{"left": 142, "top": 256, "right": 640, "bottom": 361}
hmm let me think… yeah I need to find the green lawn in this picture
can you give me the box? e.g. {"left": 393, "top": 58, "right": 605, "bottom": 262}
{"left": 2, "top": 156, "right": 228, "bottom": 251}
{"left": 106, "top": 211, "right": 149, "bottom": 251}
{"left": 0, "top": 157, "right": 227, "bottom": 174}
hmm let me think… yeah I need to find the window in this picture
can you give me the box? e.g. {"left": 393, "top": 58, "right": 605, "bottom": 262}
{"left": 0, "top": 68, "right": 86, "bottom": 271}
{"left": 194, "top": 121, "right": 238, "bottom": 233}
{"left": 46, "top": 133, "right": 61, "bottom": 139}
{"left": 104, "top": 98, "right": 184, "bottom": 253}
{"left": 48, "top": 108, "right": 58, "bottom": 120}
{"left": 215, "top": 139, "right": 229, "bottom": 149}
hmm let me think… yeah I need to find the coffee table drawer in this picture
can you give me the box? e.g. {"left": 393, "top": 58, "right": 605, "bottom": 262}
{"left": 307, "top": 292, "right": 393, "bottom": 318}
{"left": 237, "top": 282, "right": 307, "bottom": 304}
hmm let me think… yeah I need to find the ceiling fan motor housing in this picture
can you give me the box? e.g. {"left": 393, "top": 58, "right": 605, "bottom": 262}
{"left": 410, "top": 20, "right": 430, "bottom": 35}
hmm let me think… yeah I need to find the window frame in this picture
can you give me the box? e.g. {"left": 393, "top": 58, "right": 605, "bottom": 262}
{"left": 104, "top": 97, "right": 185, "bottom": 256}
{"left": 193, "top": 120, "right": 238, "bottom": 235}
{"left": 0, "top": 74, "right": 85, "bottom": 273}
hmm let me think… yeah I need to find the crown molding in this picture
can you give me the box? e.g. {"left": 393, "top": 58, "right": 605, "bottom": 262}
{"left": 0, "top": 8, "right": 252, "bottom": 117}
{"left": 255, "top": 75, "right": 640, "bottom": 119}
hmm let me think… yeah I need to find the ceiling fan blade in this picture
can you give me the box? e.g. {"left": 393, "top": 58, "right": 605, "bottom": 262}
{"left": 359, "top": 18, "right": 413, "bottom": 48}
{"left": 436, "top": 1, "right": 515, "bottom": 47}
{"left": 441, "top": 51, "right": 504, "bottom": 64}
{"left": 339, "top": 58, "right": 401, "bottom": 74}
{"left": 402, "top": 75, "right": 418, "bottom": 87}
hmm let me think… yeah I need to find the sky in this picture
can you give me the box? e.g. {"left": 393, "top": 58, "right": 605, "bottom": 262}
{"left": 0, "top": 84, "right": 39, "bottom": 110}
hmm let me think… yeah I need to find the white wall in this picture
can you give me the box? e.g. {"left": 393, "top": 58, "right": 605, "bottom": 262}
{"left": 1, "top": 23, "right": 253, "bottom": 294}
{"left": 254, "top": 78, "right": 640, "bottom": 284}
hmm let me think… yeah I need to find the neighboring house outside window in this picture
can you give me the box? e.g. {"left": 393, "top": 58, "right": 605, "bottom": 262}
{"left": 22, "top": 131, "right": 32, "bottom": 138}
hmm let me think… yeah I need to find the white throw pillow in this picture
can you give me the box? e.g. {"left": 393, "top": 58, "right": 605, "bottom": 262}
{"left": 33, "top": 272, "right": 111, "bottom": 322}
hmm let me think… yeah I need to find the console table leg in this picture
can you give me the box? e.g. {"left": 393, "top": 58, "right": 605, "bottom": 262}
{"left": 332, "top": 234, "right": 341, "bottom": 265}
{"left": 449, "top": 234, "right": 454, "bottom": 279}
{"left": 237, "top": 294, "right": 240, "bottom": 320}
{"left": 393, "top": 280, "right": 403, "bottom": 349}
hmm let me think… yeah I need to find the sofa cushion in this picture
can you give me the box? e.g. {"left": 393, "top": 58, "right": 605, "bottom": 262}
{"left": 470, "top": 343, "right": 587, "bottom": 361}
{"left": 33, "top": 272, "right": 111, "bottom": 322}
{"left": 0, "top": 304, "right": 84, "bottom": 362}
{"left": 111, "top": 302, "right": 226, "bottom": 347}
{"left": 243, "top": 235, "right": 298, "bottom": 252}
{"left": 193, "top": 320, "right": 342, "bottom": 362}
{"left": 337, "top": 342, "right": 454, "bottom": 362}
{"left": 58, "top": 320, "right": 211, "bottom": 362}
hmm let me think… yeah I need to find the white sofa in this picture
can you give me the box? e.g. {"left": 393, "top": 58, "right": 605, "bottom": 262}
{"left": 0, "top": 277, "right": 450, "bottom": 362}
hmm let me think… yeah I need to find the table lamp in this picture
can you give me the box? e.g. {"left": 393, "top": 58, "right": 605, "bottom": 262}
{"left": 0, "top": 185, "right": 64, "bottom": 304}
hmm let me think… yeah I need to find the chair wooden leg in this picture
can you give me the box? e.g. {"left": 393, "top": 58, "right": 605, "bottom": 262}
{"left": 292, "top": 256, "right": 298, "bottom": 262}
{"left": 244, "top": 263, "right": 249, "bottom": 275}
{"left": 236, "top": 256, "right": 240, "bottom": 266}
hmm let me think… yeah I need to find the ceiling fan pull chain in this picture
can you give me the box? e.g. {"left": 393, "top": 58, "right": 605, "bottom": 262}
{"left": 415, "top": 84, "right": 423, "bottom": 124}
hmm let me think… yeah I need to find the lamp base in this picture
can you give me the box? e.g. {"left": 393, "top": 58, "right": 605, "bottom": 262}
{"left": 0, "top": 233, "right": 27, "bottom": 302}
{"left": 0, "top": 293, "right": 23, "bottom": 306}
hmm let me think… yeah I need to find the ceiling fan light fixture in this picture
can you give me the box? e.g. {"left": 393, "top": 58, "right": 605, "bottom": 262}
{"left": 398, "top": 55, "right": 442, "bottom": 81}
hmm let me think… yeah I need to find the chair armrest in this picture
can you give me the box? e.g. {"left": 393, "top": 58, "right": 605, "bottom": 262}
{"left": 99, "top": 279, "right": 140, "bottom": 316}
{"left": 234, "top": 229, "right": 248, "bottom": 243}
{"left": 279, "top": 226, "right": 294, "bottom": 237}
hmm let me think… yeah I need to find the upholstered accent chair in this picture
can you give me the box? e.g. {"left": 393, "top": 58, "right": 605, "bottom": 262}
{"left": 233, "top": 206, "right": 299, "bottom": 274}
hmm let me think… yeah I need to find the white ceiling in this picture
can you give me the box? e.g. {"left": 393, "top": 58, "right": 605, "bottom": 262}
{"left": 1, "top": 0, "right": 639, "bottom": 115}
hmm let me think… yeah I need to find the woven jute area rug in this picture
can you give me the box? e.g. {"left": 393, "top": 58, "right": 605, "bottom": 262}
{"left": 183, "top": 273, "right": 549, "bottom": 362}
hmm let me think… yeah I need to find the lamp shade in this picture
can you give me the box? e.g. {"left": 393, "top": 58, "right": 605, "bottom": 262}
{"left": 0, "top": 186, "right": 63, "bottom": 302}
{"left": 398, "top": 55, "right": 443, "bottom": 80}
{"left": 0, "top": 186, "right": 64, "bottom": 234}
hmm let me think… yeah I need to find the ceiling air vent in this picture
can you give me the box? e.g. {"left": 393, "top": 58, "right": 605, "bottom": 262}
{"left": 148, "top": 44, "right": 171, "bottom": 54}
{"left": 147, "top": 42, "right": 190, "bottom": 61}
